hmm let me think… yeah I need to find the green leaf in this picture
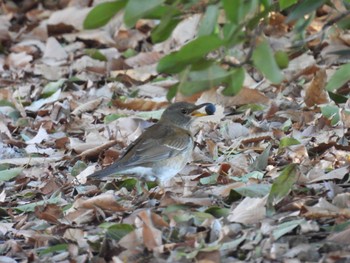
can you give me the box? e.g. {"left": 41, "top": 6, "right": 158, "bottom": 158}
{"left": 328, "top": 92, "right": 348, "bottom": 104}
{"left": 166, "top": 85, "right": 178, "bottom": 101}
{"left": 325, "top": 63, "right": 350, "bottom": 92}
{"left": 0, "top": 100, "right": 15, "bottom": 108}
{"left": 222, "top": 67, "right": 245, "bottom": 96}
{"left": 273, "top": 219, "right": 304, "bottom": 240}
{"left": 321, "top": 105, "right": 340, "bottom": 126}
{"left": 221, "top": 0, "right": 241, "bottom": 23}
{"left": 205, "top": 206, "right": 230, "bottom": 218}
{"left": 38, "top": 244, "right": 69, "bottom": 256}
{"left": 104, "top": 113, "right": 127, "bottom": 124}
{"left": 16, "top": 197, "right": 62, "bottom": 212}
{"left": 105, "top": 223, "right": 134, "bottom": 241}
{"left": 231, "top": 171, "right": 264, "bottom": 183}
{"left": 157, "top": 35, "right": 224, "bottom": 74}
{"left": 85, "top": 49, "right": 107, "bottom": 61}
{"left": 267, "top": 164, "right": 298, "bottom": 216}
{"left": 286, "top": 0, "right": 326, "bottom": 23}
{"left": 253, "top": 40, "right": 283, "bottom": 84}
{"left": 42, "top": 79, "right": 65, "bottom": 97}
{"left": 198, "top": 5, "right": 219, "bottom": 36}
{"left": 279, "top": 137, "right": 301, "bottom": 148}
{"left": 178, "top": 63, "right": 231, "bottom": 96}
{"left": 124, "top": 0, "right": 164, "bottom": 28}
{"left": 0, "top": 168, "right": 22, "bottom": 182}
{"left": 274, "top": 50, "right": 289, "bottom": 69}
{"left": 233, "top": 184, "right": 271, "bottom": 198}
{"left": 200, "top": 173, "right": 219, "bottom": 185}
{"left": 249, "top": 144, "right": 271, "bottom": 172}
{"left": 71, "top": 161, "right": 87, "bottom": 177}
{"left": 151, "top": 15, "right": 181, "bottom": 43}
{"left": 83, "top": 1, "right": 127, "bottom": 29}
{"left": 279, "top": 0, "right": 297, "bottom": 10}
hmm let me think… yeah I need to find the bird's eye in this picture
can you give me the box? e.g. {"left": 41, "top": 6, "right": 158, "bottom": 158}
{"left": 181, "top": 108, "right": 188, "bottom": 114}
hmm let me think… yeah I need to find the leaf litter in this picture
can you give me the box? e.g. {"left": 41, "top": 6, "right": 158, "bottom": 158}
{"left": 0, "top": 1, "right": 350, "bottom": 262}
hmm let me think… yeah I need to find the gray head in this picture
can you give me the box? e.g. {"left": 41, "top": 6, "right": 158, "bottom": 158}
{"left": 160, "top": 102, "right": 211, "bottom": 128}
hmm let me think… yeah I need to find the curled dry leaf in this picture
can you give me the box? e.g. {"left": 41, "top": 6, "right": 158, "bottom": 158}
{"left": 75, "top": 193, "right": 125, "bottom": 212}
{"left": 304, "top": 68, "right": 330, "bottom": 107}
{"left": 112, "top": 98, "right": 168, "bottom": 111}
{"left": 137, "top": 210, "right": 163, "bottom": 251}
{"left": 71, "top": 97, "right": 104, "bottom": 116}
{"left": 77, "top": 139, "right": 118, "bottom": 159}
{"left": 34, "top": 204, "right": 63, "bottom": 224}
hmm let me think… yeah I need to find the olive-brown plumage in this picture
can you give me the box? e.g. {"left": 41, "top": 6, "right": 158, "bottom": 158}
{"left": 89, "top": 102, "right": 213, "bottom": 183}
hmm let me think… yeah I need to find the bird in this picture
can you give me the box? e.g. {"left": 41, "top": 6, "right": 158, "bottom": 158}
{"left": 88, "top": 101, "right": 215, "bottom": 184}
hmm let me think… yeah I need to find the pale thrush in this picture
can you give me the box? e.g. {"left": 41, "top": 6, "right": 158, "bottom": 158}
{"left": 89, "top": 102, "right": 215, "bottom": 183}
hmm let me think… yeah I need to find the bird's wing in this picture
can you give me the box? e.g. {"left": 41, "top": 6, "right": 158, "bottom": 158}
{"left": 119, "top": 124, "right": 193, "bottom": 167}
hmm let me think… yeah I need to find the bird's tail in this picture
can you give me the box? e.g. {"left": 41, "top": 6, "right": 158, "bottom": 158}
{"left": 88, "top": 163, "right": 121, "bottom": 179}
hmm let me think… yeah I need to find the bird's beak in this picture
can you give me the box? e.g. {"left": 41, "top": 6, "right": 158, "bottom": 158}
{"left": 190, "top": 103, "right": 212, "bottom": 117}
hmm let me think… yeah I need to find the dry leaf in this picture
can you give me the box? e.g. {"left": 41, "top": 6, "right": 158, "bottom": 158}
{"left": 304, "top": 68, "right": 330, "bottom": 107}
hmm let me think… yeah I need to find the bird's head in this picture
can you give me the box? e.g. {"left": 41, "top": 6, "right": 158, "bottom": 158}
{"left": 160, "top": 102, "right": 215, "bottom": 128}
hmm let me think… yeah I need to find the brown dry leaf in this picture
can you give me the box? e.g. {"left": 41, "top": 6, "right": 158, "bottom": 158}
{"left": 6, "top": 52, "right": 33, "bottom": 70}
{"left": 160, "top": 192, "right": 214, "bottom": 207}
{"left": 75, "top": 193, "right": 125, "bottom": 212}
{"left": 327, "top": 227, "right": 350, "bottom": 244}
{"left": 78, "top": 139, "right": 118, "bottom": 159}
{"left": 112, "top": 98, "right": 168, "bottom": 111}
{"left": 137, "top": 210, "right": 163, "bottom": 251}
{"left": 34, "top": 204, "right": 63, "bottom": 224}
{"left": 219, "top": 87, "right": 270, "bottom": 106}
{"left": 71, "top": 98, "right": 104, "bottom": 116}
{"left": 304, "top": 68, "right": 330, "bottom": 107}
{"left": 125, "top": 51, "right": 163, "bottom": 67}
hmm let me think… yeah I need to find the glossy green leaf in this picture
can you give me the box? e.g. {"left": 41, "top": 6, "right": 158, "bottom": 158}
{"left": 198, "top": 5, "right": 219, "bottom": 36}
{"left": 279, "top": 137, "right": 301, "bottom": 148}
{"left": 252, "top": 40, "right": 283, "bottom": 84}
{"left": 279, "top": 0, "right": 297, "bottom": 10}
{"left": 325, "top": 63, "right": 350, "bottom": 92}
{"left": 321, "top": 105, "right": 340, "bottom": 126}
{"left": 105, "top": 224, "right": 134, "bottom": 241}
{"left": 157, "top": 35, "right": 224, "bottom": 74}
{"left": 222, "top": 67, "right": 245, "bottom": 96}
{"left": 0, "top": 168, "right": 22, "bottom": 182}
{"left": 286, "top": 0, "right": 326, "bottom": 23}
{"left": 124, "top": 0, "right": 164, "bottom": 27}
{"left": 267, "top": 164, "right": 298, "bottom": 216}
{"left": 83, "top": 0, "right": 126, "bottom": 29}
